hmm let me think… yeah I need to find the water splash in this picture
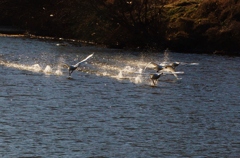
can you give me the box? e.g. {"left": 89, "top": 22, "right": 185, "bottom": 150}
{"left": 133, "top": 75, "right": 142, "bottom": 84}
{"left": 89, "top": 50, "right": 188, "bottom": 85}
{"left": 137, "top": 68, "right": 143, "bottom": 74}
{"left": 30, "top": 64, "right": 42, "bottom": 72}
{"left": 0, "top": 60, "right": 43, "bottom": 72}
{"left": 0, "top": 60, "right": 64, "bottom": 76}
{"left": 189, "top": 63, "right": 199, "bottom": 65}
{"left": 163, "top": 49, "right": 170, "bottom": 63}
{"left": 102, "top": 72, "right": 109, "bottom": 76}
{"left": 55, "top": 65, "right": 63, "bottom": 75}
{"left": 55, "top": 70, "right": 63, "bottom": 75}
{"left": 0, "top": 51, "right": 188, "bottom": 84}
{"left": 122, "top": 66, "right": 135, "bottom": 73}
{"left": 43, "top": 65, "right": 52, "bottom": 74}
{"left": 118, "top": 70, "right": 123, "bottom": 78}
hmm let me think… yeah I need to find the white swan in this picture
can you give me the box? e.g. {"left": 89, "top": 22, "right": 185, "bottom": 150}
{"left": 150, "top": 72, "right": 163, "bottom": 85}
{"left": 63, "top": 53, "right": 94, "bottom": 76}
{"left": 150, "top": 62, "right": 180, "bottom": 79}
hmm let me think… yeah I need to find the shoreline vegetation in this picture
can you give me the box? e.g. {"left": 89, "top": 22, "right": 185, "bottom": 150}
{"left": 0, "top": 0, "right": 240, "bottom": 55}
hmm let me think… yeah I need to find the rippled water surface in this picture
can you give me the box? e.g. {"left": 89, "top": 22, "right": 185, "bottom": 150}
{"left": 0, "top": 36, "right": 239, "bottom": 157}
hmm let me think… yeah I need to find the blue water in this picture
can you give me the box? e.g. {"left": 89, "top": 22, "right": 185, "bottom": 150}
{"left": 0, "top": 36, "right": 239, "bottom": 157}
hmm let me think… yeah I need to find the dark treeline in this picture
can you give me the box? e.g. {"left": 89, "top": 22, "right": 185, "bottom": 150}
{"left": 0, "top": 0, "right": 240, "bottom": 54}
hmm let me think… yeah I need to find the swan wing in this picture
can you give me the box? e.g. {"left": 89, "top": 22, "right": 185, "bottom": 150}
{"left": 163, "top": 66, "right": 175, "bottom": 72}
{"left": 73, "top": 53, "right": 94, "bottom": 67}
{"left": 162, "top": 66, "right": 179, "bottom": 78}
{"left": 151, "top": 62, "right": 160, "bottom": 68}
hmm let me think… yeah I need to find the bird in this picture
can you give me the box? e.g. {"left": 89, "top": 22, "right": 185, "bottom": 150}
{"left": 152, "top": 62, "right": 180, "bottom": 71}
{"left": 162, "top": 62, "right": 180, "bottom": 79}
{"left": 150, "top": 62, "right": 164, "bottom": 72}
{"left": 63, "top": 53, "right": 94, "bottom": 76}
{"left": 150, "top": 72, "right": 163, "bottom": 85}
{"left": 162, "top": 66, "right": 179, "bottom": 79}
{"left": 150, "top": 62, "right": 180, "bottom": 79}
{"left": 166, "top": 62, "right": 180, "bottom": 69}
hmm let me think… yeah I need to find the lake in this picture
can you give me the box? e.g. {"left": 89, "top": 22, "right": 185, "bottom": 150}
{"left": 0, "top": 36, "right": 239, "bottom": 157}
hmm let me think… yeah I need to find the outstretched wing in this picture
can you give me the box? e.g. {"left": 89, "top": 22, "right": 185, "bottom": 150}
{"left": 73, "top": 53, "right": 94, "bottom": 67}
{"left": 143, "top": 62, "right": 152, "bottom": 72}
{"left": 151, "top": 62, "right": 164, "bottom": 71}
{"left": 161, "top": 66, "right": 179, "bottom": 79}
{"left": 150, "top": 62, "right": 159, "bottom": 68}
{"left": 62, "top": 63, "right": 70, "bottom": 69}
{"left": 161, "top": 62, "right": 180, "bottom": 69}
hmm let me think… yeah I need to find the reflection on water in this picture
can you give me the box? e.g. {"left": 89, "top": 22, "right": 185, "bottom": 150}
{"left": 0, "top": 36, "right": 240, "bottom": 157}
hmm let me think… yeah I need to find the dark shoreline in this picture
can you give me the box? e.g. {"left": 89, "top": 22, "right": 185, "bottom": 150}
{"left": 1, "top": 0, "right": 240, "bottom": 56}
{"left": 0, "top": 26, "right": 239, "bottom": 57}
{"left": 0, "top": 26, "right": 26, "bottom": 34}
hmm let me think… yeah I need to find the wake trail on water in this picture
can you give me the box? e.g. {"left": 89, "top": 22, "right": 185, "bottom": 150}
{"left": 0, "top": 60, "right": 64, "bottom": 76}
{"left": 90, "top": 51, "right": 199, "bottom": 85}
{"left": 92, "top": 59, "right": 157, "bottom": 85}
{"left": 0, "top": 50, "right": 198, "bottom": 85}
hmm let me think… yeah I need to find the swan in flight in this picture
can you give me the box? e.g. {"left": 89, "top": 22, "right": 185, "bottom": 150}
{"left": 150, "top": 72, "right": 163, "bottom": 85}
{"left": 150, "top": 62, "right": 164, "bottom": 72}
{"left": 162, "top": 62, "right": 180, "bottom": 79}
{"left": 63, "top": 53, "right": 94, "bottom": 76}
{"left": 165, "top": 62, "right": 179, "bottom": 69}
{"left": 151, "top": 62, "right": 179, "bottom": 71}
{"left": 150, "top": 62, "right": 180, "bottom": 79}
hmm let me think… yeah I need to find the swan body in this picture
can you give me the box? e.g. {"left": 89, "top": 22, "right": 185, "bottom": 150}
{"left": 166, "top": 62, "right": 179, "bottom": 69}
{"left": 150, "top": 72, "right": 163, "bottom": 85}
{"left": 151, "top": 62, "right": 164, "bottom": 72}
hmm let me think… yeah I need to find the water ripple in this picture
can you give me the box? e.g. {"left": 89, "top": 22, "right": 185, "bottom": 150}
{"left": 0, "top": 36, "right": 239, "bottom": 157}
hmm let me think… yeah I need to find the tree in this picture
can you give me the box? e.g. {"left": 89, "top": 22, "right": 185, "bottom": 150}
{"left": 93, "top": 0, "right": 167, "bottom": 47}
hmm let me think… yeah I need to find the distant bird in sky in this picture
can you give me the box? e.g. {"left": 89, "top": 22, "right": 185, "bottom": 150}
{"left": 150, "top": 72, "right": 163, "bottom": 85}
{"left": 63, "top": 53, "right": 94, "bottom": 76}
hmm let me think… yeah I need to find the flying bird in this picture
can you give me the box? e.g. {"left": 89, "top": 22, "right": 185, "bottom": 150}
{"left": 162, "top": 62, "right": 180, "bottom": 79}
{"left": 63, "top": 53, "right": 94, "bottom": 76}
{"left": 162, "top": 66, "right": 179, "bottom": 79}
{"left": 150, "top": 62, "right": 180, "bottom": 79}
{"left": 151, "top": 62, "right": 180, "bottom": 71}
{"left": 150, "top": 72, "right": 163, "bottom": 85}
{"left": 165, "top": 62, "right": 180, "bottom": 69}
{"left": 150, "top": 62, "right": 164, "bottom": 72}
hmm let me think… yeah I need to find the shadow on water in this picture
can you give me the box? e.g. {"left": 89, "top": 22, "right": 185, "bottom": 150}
{"left": 0, "top": 36, "right": 240, "bottom": 157}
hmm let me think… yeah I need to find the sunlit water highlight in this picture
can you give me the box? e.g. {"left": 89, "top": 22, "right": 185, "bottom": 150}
{"left": 0, "top": 60, "right": 63, "bottom": 76}
{"left": 0, "top": 36, "right": 239, "bottom": 157}
{"left": 1, "top": 49, "right": 185, "bottom": 85}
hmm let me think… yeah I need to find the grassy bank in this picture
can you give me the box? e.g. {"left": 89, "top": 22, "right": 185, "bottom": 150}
{"left": 0, "top": 0, "right": 240, "bottom": 55}
{"left": 165, "top": 0, "right": 240, "bottom": 54}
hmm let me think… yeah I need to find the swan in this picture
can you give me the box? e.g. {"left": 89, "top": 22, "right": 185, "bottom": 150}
{"left": 150, "top": 62, "right": 164, "bottom": 72}
{"left": 165, "top": 62, "right": 179, "bottom": 69}
{"left": 150, "top": 62, "right": 180, "bottom": 79}
{"left": 150, "top": 72, "right": 163, "bottom": 85}
{"left": 63, "top": 53, "right": 94, "bottom": 76}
